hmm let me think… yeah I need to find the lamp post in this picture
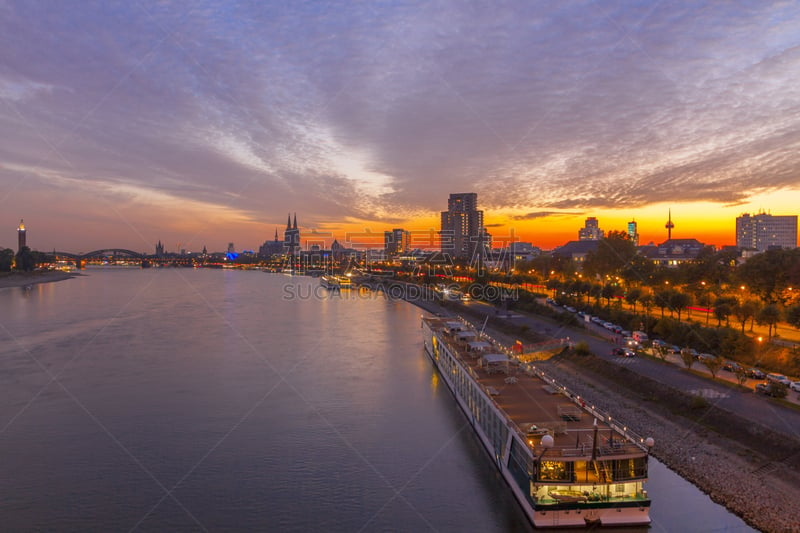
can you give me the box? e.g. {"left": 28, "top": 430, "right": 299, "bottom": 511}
{"left": 756, "top": 336, "right": 763, "bottom": 365}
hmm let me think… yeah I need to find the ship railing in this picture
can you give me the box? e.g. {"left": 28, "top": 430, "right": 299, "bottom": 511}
{"left": 511, "top": 364, "right": 649, "bottom": 453}
{"left": 433, "top": 317, "right": 649, "bottom": 453}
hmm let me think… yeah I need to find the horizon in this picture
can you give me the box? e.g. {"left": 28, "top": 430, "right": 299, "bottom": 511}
{"left": 3, "top": 2, "right": 800, "bottom": 252}
{"left": 6, "top": 204, "right": 794, "bottom": 254}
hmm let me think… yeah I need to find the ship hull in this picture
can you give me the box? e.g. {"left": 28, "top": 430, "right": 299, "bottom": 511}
{"left": 422, "top": 318, "right": 651, "bottom": 528}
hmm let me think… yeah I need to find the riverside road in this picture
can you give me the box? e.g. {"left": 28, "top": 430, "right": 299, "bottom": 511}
{"left": 453, "top": 299, "right": 800, "bottom": 441}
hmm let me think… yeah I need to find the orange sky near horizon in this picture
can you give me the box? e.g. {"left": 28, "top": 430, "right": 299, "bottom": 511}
{"left": 322, "top": 191, "right": 800, "bottom": 252}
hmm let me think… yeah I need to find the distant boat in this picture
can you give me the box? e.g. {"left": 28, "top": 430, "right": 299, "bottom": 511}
{"left": 320, "top": 274, "right": 352, "bottom": 290}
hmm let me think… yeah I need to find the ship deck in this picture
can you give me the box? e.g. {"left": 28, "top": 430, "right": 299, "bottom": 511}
{"left": 426, "top": 317, "right": 648, "bottom": 460}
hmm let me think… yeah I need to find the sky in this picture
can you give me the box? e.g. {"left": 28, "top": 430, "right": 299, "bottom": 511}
{"left": 2, "top": 0, "right": 800, "bottom": 253}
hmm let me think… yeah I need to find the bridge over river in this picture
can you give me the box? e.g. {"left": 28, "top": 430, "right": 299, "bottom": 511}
{"left": 53, "top": 249, "right": 148, "bottom": 268}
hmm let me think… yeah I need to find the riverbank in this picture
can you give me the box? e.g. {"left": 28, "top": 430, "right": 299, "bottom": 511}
{"left": 403, "top": 292, "right": 798, "bottom": 533}
{"left": 0, "top": 270, "right": 81, "bottom": 289}
{"left": 543, "top": 356, "right": 799, "bottom": 533}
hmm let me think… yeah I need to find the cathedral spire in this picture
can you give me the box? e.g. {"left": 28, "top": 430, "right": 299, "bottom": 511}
{"left": 293, "top": 213, "right": 298, "bottom": 229}
{"left": 286, "top": 213, "right": 292, "bottom": 230}
{"left": 274, "top": 228, "right": 279, "bottom": 241}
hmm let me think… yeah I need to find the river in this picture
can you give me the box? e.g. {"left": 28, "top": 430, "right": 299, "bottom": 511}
{"left": 0, "top": 268, "right": 754, "bottom": 531}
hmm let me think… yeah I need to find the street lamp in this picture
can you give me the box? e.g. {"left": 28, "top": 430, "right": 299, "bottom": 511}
{"left": 756, "top": 336, "right": 763, "bottom": 365}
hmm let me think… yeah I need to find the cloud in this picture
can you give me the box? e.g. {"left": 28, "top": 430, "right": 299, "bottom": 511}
{"left": 512, "top": 211, "right": 585, "bottom": 220}
{"left": 2, "top": 1, "right": 800, "bottom": 250}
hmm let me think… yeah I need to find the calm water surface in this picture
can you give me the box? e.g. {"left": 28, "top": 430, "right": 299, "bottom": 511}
{"left": 0, "top": 269, "right": 754, "bottom": 531}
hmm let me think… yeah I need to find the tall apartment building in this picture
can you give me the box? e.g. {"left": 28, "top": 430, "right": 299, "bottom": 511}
{"left": 384, "top": 228, "right": 410, "bottom": 256}
{"left": 736, "top": 212, "right": 797, "bottom": 252}
{"left": 578, "top": 217, "right": 604, "bottom": 241}
{"left": 627, "top": 219, "right": 639, "bottom": 246}
{"left": 440, "top": 193, "right": 487, "bottom": 260}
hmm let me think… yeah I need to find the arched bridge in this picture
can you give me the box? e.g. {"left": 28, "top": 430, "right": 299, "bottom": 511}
{"left": 52, "top": 249, "right": 149, "bottom": 268}
{"left": 53, "top": 249, "right": 146, "bottom": 260}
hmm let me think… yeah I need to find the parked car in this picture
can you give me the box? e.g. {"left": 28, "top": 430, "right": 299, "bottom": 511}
{"left": 790, "top": 381, "right": 800, "bottom": 393}
{"left": 611, "top": 347, "right": 635, "bottom": 357}
{"left": 565, "top": 306, "right": 577, "bottom": 313}
{"left": 756, "top": 383, "right": 785, "bottom": 397}
{"left": 722, "top": 361, "right": 742, "bottom": 372}
{"left": 746, "top": 368, "right": 766, "bottom": 379}
{"left": 698, "top": 353, "right": 717, "bottom": 365}
{"left": 651, "top": 339, "right": 668, "bottom": 349}
{"left": 766, "top": 373, "right": 792, "bottom": 386}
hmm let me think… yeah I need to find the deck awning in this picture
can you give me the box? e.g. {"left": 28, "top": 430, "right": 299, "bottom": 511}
{"left": 456, "top": 331, "right": 477, "bottom": 340}
{"left": 482, "top": 353, "right": 508, "bottom": 364}
{"left": 467, "top": 340, "right": 491, "bottom": 351}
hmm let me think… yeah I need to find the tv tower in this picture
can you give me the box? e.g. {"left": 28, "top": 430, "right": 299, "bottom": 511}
{"left": 665, "top": 209, "right": 675, "bottom": 241}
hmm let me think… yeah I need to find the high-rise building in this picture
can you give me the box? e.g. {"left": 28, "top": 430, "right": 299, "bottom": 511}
{"left": 736, "top": 212, "right": 798, "bottom": 252}
{"left": 384, "top": 228, "right": 410, "bottom": 257}
{"left": 17, "top": 219, "right": 26, "bottom": 251}
{"left": 627, "top": 219, "right": 639, "bottom": 246}
{"left": 578, "top": 217, "right": 604, "bottom": 241}
{"left": 440, "top": 193, "right": 487, "bottom": 260}
{"left": 284, "top": 213, "right": 300, "bottom": 255}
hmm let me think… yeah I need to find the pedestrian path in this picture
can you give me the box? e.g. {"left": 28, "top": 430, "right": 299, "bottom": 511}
{"left": 687, "top": 388, "right": 730, "bottom": 399}
{"left": 609, "top": 357, "right": 639, "bottom": 366}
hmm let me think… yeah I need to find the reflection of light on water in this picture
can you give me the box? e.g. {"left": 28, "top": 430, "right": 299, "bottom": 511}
{"left": 431, "top": 372, "right": 439, "bottom": 392}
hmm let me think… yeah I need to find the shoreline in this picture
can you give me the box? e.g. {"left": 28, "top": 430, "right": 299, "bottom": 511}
{"left": 402, "top": 292, "right": 797, "bottom": 533}
{"left": 0, "top": 270, "right": 83, "bottom": 290}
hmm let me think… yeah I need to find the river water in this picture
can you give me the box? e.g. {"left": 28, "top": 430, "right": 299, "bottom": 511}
{"left": 0, "top": 269, "right": 754, "bottom": 531}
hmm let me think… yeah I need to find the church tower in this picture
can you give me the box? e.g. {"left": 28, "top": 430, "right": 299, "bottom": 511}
{"left": 284, "top": 213, "right": 300, "bottom": 254}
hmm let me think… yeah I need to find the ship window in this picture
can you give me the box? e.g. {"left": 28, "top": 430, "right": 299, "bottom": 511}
{"left": 538, "top": 461, "right": 571, "bottom": 482}
{"left": 612, "top": 458, "right": 647, "bottom": 480}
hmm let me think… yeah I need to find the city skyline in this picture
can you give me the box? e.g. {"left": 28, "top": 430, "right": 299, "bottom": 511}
{"left": 3, "top": 2, "right": 800, "bottom": 252}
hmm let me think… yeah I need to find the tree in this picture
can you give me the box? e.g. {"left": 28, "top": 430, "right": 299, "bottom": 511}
{"left": 669, "top": 291, "right": 692, "bottom": 321}
{"left": 582, "top": 231, "right": 637, "bottom": 280}
{"left": 713, "top": 296, "right": 736, "bottom": 327}
{"left": 589, "top": 283, "right": 602, "bottom": 305}
{"left": 680, "top": 347, "right": 695, "bottom": 370}
{"left": 639, "top": 293, "right": 653, "bottom": 322}
{"left": 734, "top": 366, "right": 748, "bottom": 387}
{"left": 736, "top": 248, "right": 800, "bottom": 305}
{"left": 0, "top": 248, "right": 14, "bottom": 272}
{"left": 655, "top": 290, "right": 671, "bottom": 318}
{"left": 697, "top": 292, "right": 714, "bottom": 326}
{"left": 15, "top": 246, "right": 35, "bottom": 272}
{"left": 756, "top": 304, "right": 781, "bottom": 340}
{"left": 786, "top": 304, "right": 800, "bottom": 330}
{"left": 653, "top": 343, "right": 669, "bottom": 362}
{"left": 601, "top": 284, "right": 617, "bottom": 307}
{"left": 625, "top": 288, "right": 642, "bottom": 315}
{"left": 734, "top": 300, "right": 759, "bottom": 334}
{"left": 704, "top": 356, "right": 724, "bottom": 379}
